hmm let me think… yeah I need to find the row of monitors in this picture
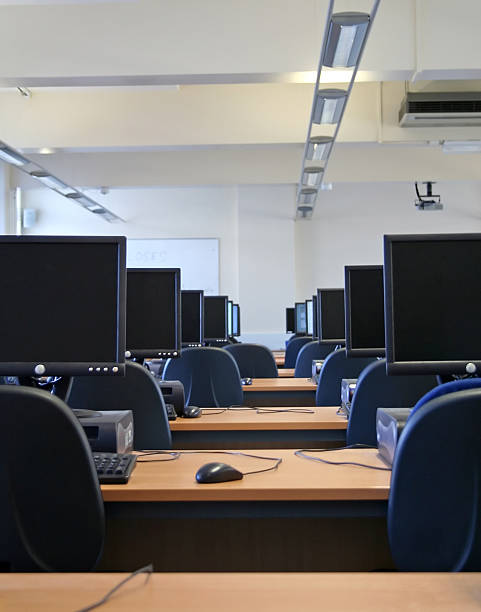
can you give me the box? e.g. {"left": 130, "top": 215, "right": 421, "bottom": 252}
{"left": 286, "top": 233, "right": 481, "bottom": 377}
{"left": 0, "top": 235, "right": 240, "bottom": 377}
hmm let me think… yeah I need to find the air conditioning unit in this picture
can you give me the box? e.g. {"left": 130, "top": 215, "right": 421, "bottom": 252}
{"left": 399, "top": 92, "right": 481, "bottom": 127}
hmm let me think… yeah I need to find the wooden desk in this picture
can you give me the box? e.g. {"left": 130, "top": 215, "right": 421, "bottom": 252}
{"left": 170, "top": 406, "right": 347, "bottom": 449}
{"left": 273, "top": 350, "right": 285, "bottom": 366}
{"left": 277, "top": 367, "right": 294, "bottom": 377}
{"left": 3, "top": 573, "right": 481, "bottom": 612}
{"left": 243, "top": 377, "right": 317, "bottom": 406}
{"left": 99, "top": 449, "right": 393, "bottom": 572}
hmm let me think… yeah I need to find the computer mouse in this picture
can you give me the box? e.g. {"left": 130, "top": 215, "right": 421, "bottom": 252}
{"left": 195, "top": 462, "right": 244, "bottom": 484}
{"left": 182, "top": 405, "right": 202, "bottom": 418}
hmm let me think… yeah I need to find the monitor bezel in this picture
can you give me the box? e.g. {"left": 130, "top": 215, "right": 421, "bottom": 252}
{"left": 345, "top": 264, "right": 385, "bottom": 358}
{"left": 285, "top": 307, "right": 295, "bottom": 334}
{"left": 306, "top": 299, "right": 313, "bottom": 336}
{"left": 312, "top": 295, "right": 318, "bottom": 340}
{"left": 384, "top": 232, "right": 481, "bottom": 375}
{"left": 126, "top": 267, "right": 181, "bottom": 359}
{"left": 181, "top": 289, "right": 204, "bottom": 347}
{"left": 294, "top": 302, "right": 307, "bottom": 335}
{"left": 227, "top": 299, "right": 234, "bottom": 337}
{"left": 317, "top": 287, "right": 346, "bottom": 345}
{"left": 232, "top": 303, "right": 241, "bottom": 337}
{"left": 204, "top": 295, "right": 229, "bottom": 342}
{"left": 0, "top": 235, "right": 126, "bottom": 377}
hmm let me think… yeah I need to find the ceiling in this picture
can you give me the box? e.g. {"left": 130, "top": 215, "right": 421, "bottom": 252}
{"left": 2, "top": 0, "right": 481, "bottom": 192}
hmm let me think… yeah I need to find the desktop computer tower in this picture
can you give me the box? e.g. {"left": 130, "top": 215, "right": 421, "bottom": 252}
{"left": 78, "top": 410, "right": 134, "bottom": 454}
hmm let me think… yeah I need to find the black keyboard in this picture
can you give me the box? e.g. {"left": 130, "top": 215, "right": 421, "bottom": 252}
{"left": 93, "top": 452, "right": 137, "bottom": 484}
{"left": 165, "top": 403, "right": 177, "bottom": 421}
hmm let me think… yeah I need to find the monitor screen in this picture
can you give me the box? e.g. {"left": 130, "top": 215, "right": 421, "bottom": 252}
{"left": 345, "top": 265, "right": 385, "bottom": 357}
{"left": 227, "top": 300, "right": 233, "bottom": 336}
{"left": 126, "top": 268, "right": 181, "bottom": 359}
{"left": 384, "top": 233, "right": 481, "bottom": 375}
{"left": 295, "top": 302, "right": 307, "bottom": 334}
{"left": 285, "top": 307, "right": 295, "bottom": 334}
{"left": 204, "top": 295, "right": 228, "bottom": 341}
{"left": 317, "top": 288, "right": 345, "bottom": 344}
{"left": 306, "top": 299, "right": 313, "bottom": 336}
{"left": 0, "top": 235, "right": 126, "bottom": 376}
{"left": 312, "top": 294, "right": 318, "bottom": 339}
{"left": 181, "top": 289, "right": 204, "bottom": 347}
{"left": 232, "top": 303, "right": 241, "bottom": 337}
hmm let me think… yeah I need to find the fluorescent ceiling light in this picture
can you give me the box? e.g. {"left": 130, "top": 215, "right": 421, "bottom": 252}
{"left": 297, "top": 205, "right": 313, "bottom": 219}
{"left": 302, "top": 167, "right": 323, "bottom": 187}
{"left": 297, "top": 188, "right": 317, "bottom": 205}
{"left": 66, "top": 192, "right": 101, "bottom": 210}
{"left": 442, "top": 140, "right": 481, "bottom": 153}
{"left": 306, "top": 136, "right": 333, "bottom": 162}
{"left": 313, "top": 89, "right": 347, "bottom": 124}
{"left": 30, "top": 171, "right": 74, "bottom": 195}
{"left": 0, "top": 144, "right": 29, "bottom": 167}
{"left": 323, "top": 12, "right": 370, "bottom": 68}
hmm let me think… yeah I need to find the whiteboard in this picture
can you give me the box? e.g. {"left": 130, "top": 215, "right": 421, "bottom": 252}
{"left": 126, "top": 238, "right": 219, "bottom": 295}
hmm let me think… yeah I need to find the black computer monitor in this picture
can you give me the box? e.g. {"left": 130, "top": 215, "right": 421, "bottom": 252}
{"left": 204, "top": 295, "right": 228, "bottom": 342}
{"left": 232, "top": 303, "right": 241, "bottom": 337}
{"left": 345, "top": 265, "right": 385, "bottom": 358}
{"left": 295, "top": 302, "right": 307, "bottom": 334}
{"left": 312, "top": 294, "right": 318, "bottom": 339}
{"left": 285, "top": 307, "right": 295, "bottom": 334}
{"left": 181, "top": 289, "right": 204, "bottom": 347}
{"left": 227, "top": 300, "right": 234, "bottom": 336}
{"left": 384, "top": 233, "right": 481, "bottom": 376}
{"left": 126, "top": 268, "right": 181, "bottom": 359}
{"left": 0, "top": 235, "right": 126, "bottom": 377}
{"left": 317, "top": 288, "right": 345, "bottom": 345}
{"left": 306, "top": 299, "right": 313, "bottom": 336}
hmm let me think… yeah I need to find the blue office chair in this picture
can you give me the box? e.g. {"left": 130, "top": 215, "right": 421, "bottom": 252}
{"left": 284, "top": 336, "right": 313, "bottom": 368}
{"left": 293, "top": 341, "right": 337, "bottom": 378}
{"left": 346, "top": 359, "right": 437, "bottom": 446}
{"left": 163, "top": 347, "right": 243, "bottom": 407}
{"left": 67, "top": 361, "right": 172, "bottom": 450}
{"left": 0, "top": 385, "right": 104, "bottom": 571}
{"left": 388, "top": 382, "right": 481, "bottom": 571}
{"left": 315, "top": 349, "right": 376, "bottom": 406}
{"left": 224, "top": 343, "right": 278, "bottom": 378}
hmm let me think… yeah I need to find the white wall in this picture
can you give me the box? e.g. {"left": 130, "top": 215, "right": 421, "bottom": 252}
{"left": 295, "top": 181, "right": 481, "bottom": 296}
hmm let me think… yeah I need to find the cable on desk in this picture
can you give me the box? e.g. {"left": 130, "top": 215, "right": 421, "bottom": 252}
{"left": 295, "top": 444, "right": 392, "bottom": 471}
{"left": 199, "top": 408, "right": 228, "bottom": 415}
{"left": 182, "top": 449, "right": 283, "bottom": 476}
{"left": 137, "top": 450, "right": 181, "bottom": 462}
{"left": 256, "top": 407, "right": 315, "bottom": 414}
{"left": 76, "top": 563, "right": 153, "bottom": 612}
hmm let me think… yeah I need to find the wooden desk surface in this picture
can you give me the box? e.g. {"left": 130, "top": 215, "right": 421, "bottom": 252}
{"left": 277, "top": 368, "right": 294, "bottom": 377}
{"left": 170, "top": 406, "right": 347, "bottom": 431}
{"left": 101, "top": 448, "right": 389, "bottom": 503}
{"left": 273, "top": 351, "right": 285, "bottom": 367}
{"left": 244, "top": 377, "right": 317, "bottom": 392}
{"left": 3, "top": 573, "right": 480, "bottom": 612}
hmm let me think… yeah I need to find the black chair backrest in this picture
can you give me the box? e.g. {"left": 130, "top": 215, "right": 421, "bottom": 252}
{"left": 0, "top": 386, "right": 104, "bottom": 571}
{"left": 284, "top": 336, "right": 313, "bottom": 368}
{"left": 315, "top": 349, "right": 376, "bottom": 406}
{"left": 346, "top": 359, "right": 437, "bottom": 446}
{"left": 67, "top": 361, "right": 172, "bottom": 450}
{"left": 388, "top": 387, "right": 481, "bottom": 571}
{"left": 224, "top": 343, "right": 278, "bottom": 378}
{"left": 294, "top": 341, "right": 337, "bottom": 377}
{"left": 163, "top": 347, "right": 243, "bottom": 407}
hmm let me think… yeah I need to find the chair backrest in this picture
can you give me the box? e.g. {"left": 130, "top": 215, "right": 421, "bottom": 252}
{"left": 0, "top": 386, "right": 104, "bottom": 571}
{"left": 163, "top": 347, "right": 243, "bottom": 407}
{"left": 388, "top": 386, "right": 481, "bottom": 571}
{"left": 315, "top": 349, "right": 376, "bottom": 406}
{"left": 224, "top": 343, "right": 278, "bottom": 378}
{"left": 284, "top": 336, "right": 313, "bottom": 368}
{"left": 294, "top": 341, "right": 337, "bottom": 377}
{"left": 67, "top": 361, "right": 172, "bottom": 450}
{"left": 346, "top": 359, "right": 437, "bottom": 446}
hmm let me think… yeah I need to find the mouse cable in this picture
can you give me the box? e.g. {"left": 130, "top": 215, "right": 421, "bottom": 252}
{"left": 295, "top": 444, "right": 392, "bottom": 471}
{"left": 136, "top": 450, "right": 181, "bottom": 462}
{"left": 256, "top": 408, "right": 315, "bottom": 414}
{"left": 181, "top": 449, "right": 283, "bottom": 476}
{"left": 75, "top": 563, "right": 153, "bottom": 612}
{"left": 199, "top": 408, "right": 228, "bottom": 415}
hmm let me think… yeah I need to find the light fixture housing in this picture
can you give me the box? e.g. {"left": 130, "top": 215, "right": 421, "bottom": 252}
{"left": 0, "top": 143, "right": 30, "bottom": 167}
{"left": 306, "top": 136, "right": 334, "bottom": 162}
{"left": 313, "top": 89, "right": 347, "bottom": 124}
{"left": 323, "top": 12, "right": 370, "bottom": 68}
{"left": 29, "top": 171, "right": 75, "bottom": 196}
{"left": 297, "top": 205, "right": 314, "bottom": 219}
{"left": 302, "top": 167, "right": 323, "bottom": 187}
{"left": 297, "top": 188, "right": 318, "bottom": 205}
